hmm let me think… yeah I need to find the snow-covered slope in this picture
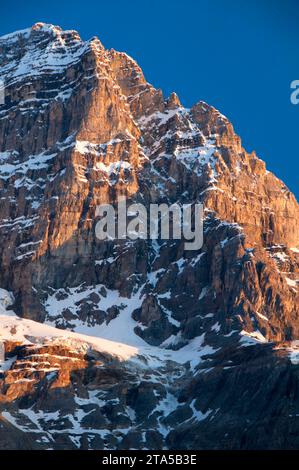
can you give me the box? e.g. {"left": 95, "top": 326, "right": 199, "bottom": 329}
{"left": 0, "top": 287, "right": 223, "bottom": 369}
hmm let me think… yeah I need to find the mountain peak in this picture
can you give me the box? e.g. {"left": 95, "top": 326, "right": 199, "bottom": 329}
{"left": 31, "top": 22, "right": 62, "bottom": 32}
{"left": 166, "top": 92, "right": 182, "bottom": 109}
{"left": 31, "top": 22, "right": 83, "bottom": 42}
{"left": 0, "top": 23, "right": 92, "bottom": 84}
{"left": 0, "top": 23, "right": 299, "bottom": 450}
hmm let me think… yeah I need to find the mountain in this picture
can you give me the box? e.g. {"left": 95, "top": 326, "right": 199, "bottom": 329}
{"left": 0, "top": 22, "right": 298, "bottom": 450}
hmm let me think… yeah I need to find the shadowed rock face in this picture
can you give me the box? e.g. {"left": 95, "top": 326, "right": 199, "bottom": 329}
{"left": 0, "top": 23, "right": 298, "bottom": 450}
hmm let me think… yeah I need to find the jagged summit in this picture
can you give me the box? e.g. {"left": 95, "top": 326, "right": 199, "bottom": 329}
{"left": 0, "top": 22, "right": 81, "bottom": 41}
{"left": 0, "top": 23, "right": 106, "bottom": 85}
{"left": 166, "top": 92, "right": 182, "bottom": 109}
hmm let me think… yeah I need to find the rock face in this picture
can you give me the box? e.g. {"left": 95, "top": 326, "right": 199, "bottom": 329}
{"left": 0, "top": 23, "right": 298, "bottom": 450}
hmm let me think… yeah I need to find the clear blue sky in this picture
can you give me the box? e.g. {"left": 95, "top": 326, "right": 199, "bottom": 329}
{"left": 1, "top": 0, "right": 298, "bottom": 198}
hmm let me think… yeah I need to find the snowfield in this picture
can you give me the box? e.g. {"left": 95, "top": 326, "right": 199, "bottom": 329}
{"left": 0, "top": 286, "right": 223, "bottom": 371}
{"left": 0, "top": 287, "right": 139, "bottom": 362}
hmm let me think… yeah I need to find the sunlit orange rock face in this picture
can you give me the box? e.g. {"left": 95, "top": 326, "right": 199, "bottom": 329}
{"left": 0, "top": 23, "right": 298, "bottom": 450}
